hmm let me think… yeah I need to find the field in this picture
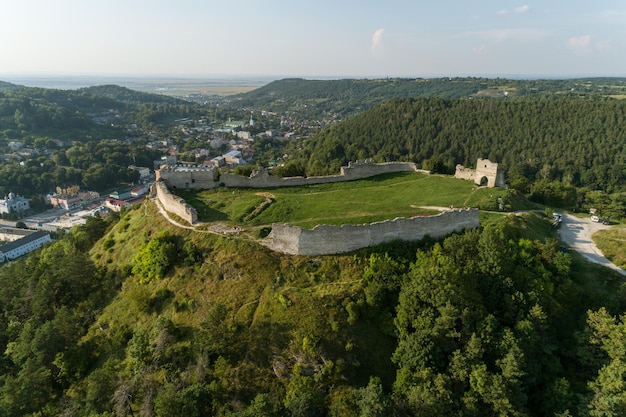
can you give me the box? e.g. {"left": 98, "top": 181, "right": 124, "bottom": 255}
{"left": 593, "top": 227, "right": 626, "bottom": 269}
{"left": 175, "top": 172, "right": 514, "bottom": 231}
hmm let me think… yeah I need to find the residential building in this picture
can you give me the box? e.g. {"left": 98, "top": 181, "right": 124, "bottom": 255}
{"left": 0, "top": 231, "right": 51, "bottom": 262}
{"left": 109, "top": 189, "right": 132, "bottom": 200}
{"left": 0, "top": 193, "right": 30, "bottom": 215}
{"left": 224, "top": 150, "right": 244, "bottom": 165}
{"left": 104, "top": 198, "right": 130, "bottom": 213}
{"left": 49, "top": 191, "right": 99, "bottom": 210}
{"left": 129, "top": 165, "right": 151, "bottom": 181}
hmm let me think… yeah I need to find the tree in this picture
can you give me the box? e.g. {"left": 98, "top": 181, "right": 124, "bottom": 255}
{"left": 132, "top": 232, "right": 178, "bottom": 283}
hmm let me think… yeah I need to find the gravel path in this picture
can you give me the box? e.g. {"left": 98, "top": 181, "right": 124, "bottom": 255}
{"left": 557, "top": 213, "right": 626, "bottom": 276}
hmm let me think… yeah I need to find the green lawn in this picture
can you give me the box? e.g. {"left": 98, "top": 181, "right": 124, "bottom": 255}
{"left": 593, "top": 226, "right": 626, "bottom": 269}
{"left": 176, "top": 172, "right": 507, "bottom": 229}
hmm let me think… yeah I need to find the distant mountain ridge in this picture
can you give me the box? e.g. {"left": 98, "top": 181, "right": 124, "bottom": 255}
{"left": 231, "top": 76, "right": 626, "bottom": 117}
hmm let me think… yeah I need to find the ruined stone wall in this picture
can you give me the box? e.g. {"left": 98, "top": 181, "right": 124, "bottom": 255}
{"left": 455, "top": 158, "right": 506, "bottom": 188}
{"left": 152, "top": 181, "right": 198, "bottom": 224}
{"left": 158, "top": 161, "right": 426, "bottom": 190}
{"left": 157, "top": 165, "right": 218, "bottom": 189}
{"left": 267, "top": 209, "right": 479, "bottom": 255}
{"left": 454, "top": 164, "right": 476, "bottom": 182}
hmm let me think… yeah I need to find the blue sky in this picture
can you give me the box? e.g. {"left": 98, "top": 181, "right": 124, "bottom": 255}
{"left": 1, "top": 0, "right": 625, "bottom": 78}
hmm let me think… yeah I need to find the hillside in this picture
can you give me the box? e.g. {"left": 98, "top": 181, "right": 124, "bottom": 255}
{"left": 0, "top": 83, "right": 192, "bottom": 142}
{"left": 282, "top": 97, "right": 626, "bottom": 193}
{"left": 229, "top": 77, "right": 626, "bottom": 117}
{"left": 2, "top": 177, "right": 626, "bottom": 415}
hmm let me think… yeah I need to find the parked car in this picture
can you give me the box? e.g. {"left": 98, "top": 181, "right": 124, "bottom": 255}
{"left": 591, "top": 215, "right": 600, "bottom": 222}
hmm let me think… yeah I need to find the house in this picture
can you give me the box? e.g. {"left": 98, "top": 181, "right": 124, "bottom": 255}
{"left": 0, "top": 231, "right": 51, "bottom": 263}
{"left": 104, "top": 198, "right": 130, "bottom": 213}
{"left": 224, "top": 150, "right": 244, "bottom": 165}
{"left": 130, "top": 186, "right": 148, "bottom": 197}
{"left": 109, "top": 189, "right": 132, "bottom": 200}
{"left": 209, "top": 156, "right": 226, "bottom": 167}
{"left": 0, "top": 193, "right": 30, "bottom": 215}
{"left": 128, "top": 165, "right": 151, "bottom": 181}
{"left": 49, "top": 191, "right": 100, "bottom": 210}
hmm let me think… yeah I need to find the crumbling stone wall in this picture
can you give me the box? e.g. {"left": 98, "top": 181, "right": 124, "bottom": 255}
{"left": 152, "top": 181, "right": 198, "bottom": 224}
{"left": 156, "top": 165, "right": 218, "bottom": 189}
{"left": 266, "top": 209, "right": 479, "bottom": 255}
{"left": 455, "top": 158, "right": 506, "bottom": 188}
{"left": 158, "top": 161, "right": 427, "bottom": 190}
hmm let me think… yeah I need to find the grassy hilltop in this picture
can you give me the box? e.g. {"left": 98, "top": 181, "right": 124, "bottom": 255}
{"left": 175, "top": 172, "right": 537, "bottom": 234}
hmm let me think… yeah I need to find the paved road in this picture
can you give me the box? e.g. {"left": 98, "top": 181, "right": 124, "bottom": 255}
{"left": 557, "top": 213, "right": 626, "bottom": 276}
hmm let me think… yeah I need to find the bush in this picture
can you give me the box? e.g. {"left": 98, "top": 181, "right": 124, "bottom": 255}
{"left": 132, "top": 231, "right": 178, "bottom": 284}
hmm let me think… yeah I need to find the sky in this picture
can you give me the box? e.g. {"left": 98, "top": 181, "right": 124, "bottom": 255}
{"left": 1, "top": 0, "right": 625, "bottom": 79}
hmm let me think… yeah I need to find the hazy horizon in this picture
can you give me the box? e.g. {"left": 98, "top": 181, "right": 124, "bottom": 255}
{"left": 2, "top": 1, "right": 625, "bottom": 80}
{"left": 2, "top": 72, "right": 624, "bottom": 92}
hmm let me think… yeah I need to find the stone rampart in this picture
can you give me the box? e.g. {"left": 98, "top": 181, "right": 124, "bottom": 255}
{"left": 158, "top": 161, "right": 427, "bottom": 190}
{"left": 267, "top": 208, "right": 479, "bottom": 255}
{"left": 219, "top": 161, "right": 424, "bottom": 188}
{"left": 455, "top": 158, "right": 506, "bottom": 188}
{"left": 152, "top": 181, "right": 198, "bottom": 224}
{"left": 157, "top": 164, "right": 218, "bottom": 189}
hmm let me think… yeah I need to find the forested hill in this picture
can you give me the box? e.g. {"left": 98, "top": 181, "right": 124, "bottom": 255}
{"left": 2, "top": 198, "right": 626, "bottom": 416}
{"left": 0, "top": 83, "right": 192, "bottom": 141}
{"left": 78, "top": 84, "right": 183, "bottom": 105}
{"left": 0, "top": 81, "right": 19, "bottom": 91}
{"left": 231, "top": 77, "right": 626, "bottom": 116}
{"left": 286, "top": 97, "right": 626, "bottom": 192}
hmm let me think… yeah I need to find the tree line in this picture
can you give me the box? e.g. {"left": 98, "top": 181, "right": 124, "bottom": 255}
{"left": 281, "top": 97, "right": 625, "bottom": 195}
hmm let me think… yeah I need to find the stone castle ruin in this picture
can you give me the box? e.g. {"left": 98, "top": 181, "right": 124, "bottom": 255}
{"left": 157, "top": 160, "right": 426, "bottom": 190}
{"left": 153, "top": 160, "right": 498, "bottom": 255}
{"left": 151, "top": 181, "right": 198, "bottom": 224}
{"left": 266, "top": 209, "right": 479, "bottom": 255}
{"left": 455, "top": 158, "right": 506, "bottom": 188}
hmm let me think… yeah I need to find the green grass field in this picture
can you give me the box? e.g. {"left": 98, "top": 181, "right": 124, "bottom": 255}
{"left": 593, "top": 227, "right": 626, "bottom": 269}
{"left": 176, "top": 172, "right": 512, "bottom": 230}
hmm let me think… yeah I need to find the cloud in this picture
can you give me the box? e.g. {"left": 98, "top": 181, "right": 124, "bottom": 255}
{"left": 497, "top": 5, "right": 530, "bottom": 15}
{"left": 371, "top": 28, "right": 384, "bottom": 54}
{"left": 568, "top": 35, "right": 592, "bottom": 54}
{"left": 514, "top": 5, "right": 530, "bottom": 13}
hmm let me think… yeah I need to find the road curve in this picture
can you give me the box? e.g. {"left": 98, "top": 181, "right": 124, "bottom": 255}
{"left": 557, "top": 213, "right": 626, "bottom": 276}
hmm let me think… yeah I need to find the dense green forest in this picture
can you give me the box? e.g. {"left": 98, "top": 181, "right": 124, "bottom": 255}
{"left": 280, "top": 97, "right": 626, "bottom": 194}
{"left": 1, "top": 201, "right": 625, "bottom": 416}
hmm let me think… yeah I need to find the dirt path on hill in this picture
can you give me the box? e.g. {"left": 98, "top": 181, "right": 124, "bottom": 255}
{"left": 557, "top": 213, "right": 626, "bottom": 276}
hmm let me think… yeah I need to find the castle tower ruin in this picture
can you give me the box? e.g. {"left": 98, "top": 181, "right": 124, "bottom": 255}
{"left": 455, "top": 158, "right": 506, "bottom": 188}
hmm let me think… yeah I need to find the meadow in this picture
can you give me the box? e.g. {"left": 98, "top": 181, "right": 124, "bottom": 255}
{"left": 175, "top": 172, "right": 515, "bottom": 230}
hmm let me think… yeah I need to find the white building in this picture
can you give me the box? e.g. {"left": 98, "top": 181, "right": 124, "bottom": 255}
{"left": 0, "top": 193, "right": 30, "bottom": 215}
{"left": 0, "top": 231, "right": 51, "bottom": 262}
